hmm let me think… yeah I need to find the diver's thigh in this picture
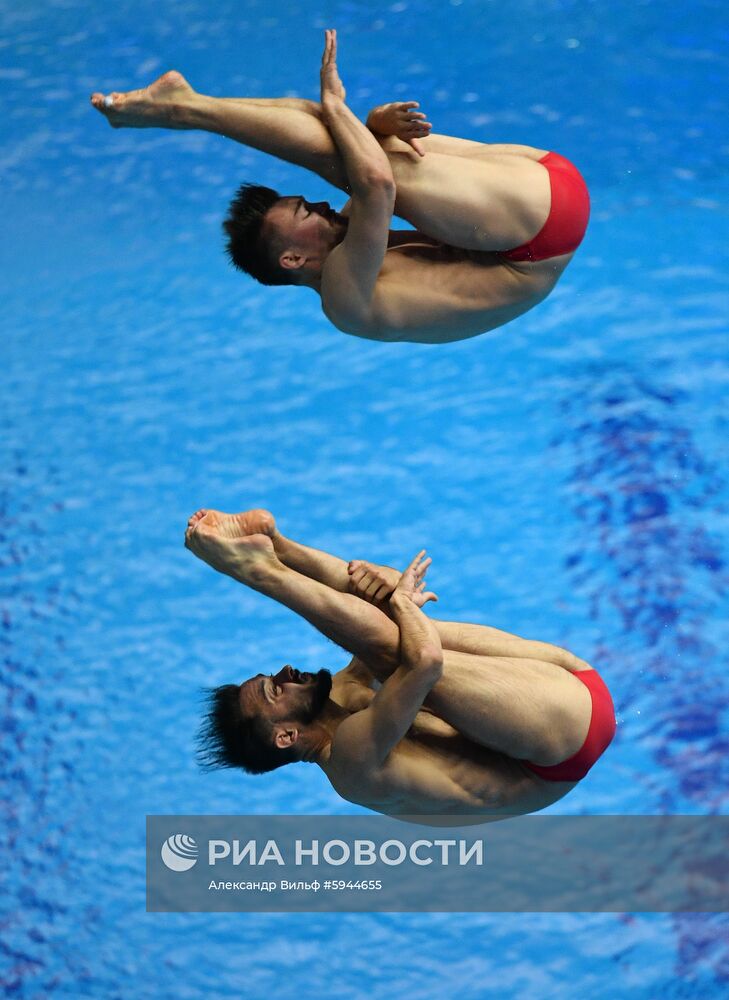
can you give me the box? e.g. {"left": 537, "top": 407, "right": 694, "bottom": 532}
{"left": 424, "top": 650, "right": 592, "bottom": 763}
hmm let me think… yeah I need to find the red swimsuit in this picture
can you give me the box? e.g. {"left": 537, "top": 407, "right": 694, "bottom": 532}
{"left": 503, "top": 151, "right": 590, "bottom": 262}
{"left": 522, "top": 668, "right": 616, "bottom": 782}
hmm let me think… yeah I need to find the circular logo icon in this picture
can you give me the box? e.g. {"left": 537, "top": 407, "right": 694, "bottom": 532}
{"left": 161, "top": 834, "right": 199, "bottom": 872}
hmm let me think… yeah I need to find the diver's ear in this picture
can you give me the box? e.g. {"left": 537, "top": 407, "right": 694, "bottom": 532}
{"left": 274, "top": 726, "right": 299, "bottom": 749}
{"left": 279, "top": 251, "right": 306, "bottom": 271}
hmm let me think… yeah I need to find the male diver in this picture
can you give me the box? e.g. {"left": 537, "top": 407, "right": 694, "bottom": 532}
{"left": 186, "top": 508, "right": 615, "bottom": 820}
{"left": 91, "top": 30, "right": 590, "bottom": 345}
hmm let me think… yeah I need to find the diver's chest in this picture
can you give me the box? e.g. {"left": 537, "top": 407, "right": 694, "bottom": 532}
{"left": 330, "top": 679, "right": 376, "bottom": 714}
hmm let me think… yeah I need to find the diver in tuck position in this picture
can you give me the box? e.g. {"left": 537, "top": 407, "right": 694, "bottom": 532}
{"left": 91, "top": 30, "right": 590, "bottom": 345}
{"left": 185, "top": 508, "right": 615, "bottom": 821}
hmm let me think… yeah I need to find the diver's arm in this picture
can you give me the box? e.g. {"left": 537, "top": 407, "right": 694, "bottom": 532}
{"left": 336, "top": 555, "right": 443, "bottom": 765}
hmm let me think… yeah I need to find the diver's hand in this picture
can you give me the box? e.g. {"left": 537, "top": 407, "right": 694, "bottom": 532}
{"left": 366, "top": 101, "right": 432, "bottom": 156}
{"left": 349, "top": 558, "right": 438, "bottom": 607}
{"left": 391, "top": 550, "right": 438, "bottom": 606}
{"left": 321, "top": 29, "right": 346, "bottom": 104}
{"left": 348, "top": 560, "right": 400, "bottom": 604}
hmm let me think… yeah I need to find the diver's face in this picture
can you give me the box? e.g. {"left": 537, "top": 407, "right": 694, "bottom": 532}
{"left": 239, "top": 665, "right": 333, "bottom": 726}
{"left": 266, "top": 196, "right": 347, "bottom": 257}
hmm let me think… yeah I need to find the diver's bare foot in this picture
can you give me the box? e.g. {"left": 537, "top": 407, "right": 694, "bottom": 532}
{"left": 185, "top": 509, "right": 279, "bottom": 583}
{"left": 90, "top": 70, "right": 196, "bottom": 129}
{"left": 186, "top": 507, "right": 277, "bottom": 540}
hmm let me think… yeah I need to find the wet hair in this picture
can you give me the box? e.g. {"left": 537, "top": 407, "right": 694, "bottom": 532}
{"left": 197, "top": 684, "right": 299, "bottom": 775}
{"left": 222, "top": 183, "right": 294, "bottom": 286}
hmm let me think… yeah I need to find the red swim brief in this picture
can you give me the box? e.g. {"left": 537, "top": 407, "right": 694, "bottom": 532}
{"left": 522, "top": 668, "right": 616, "bottom": 782}
{"left": 502, "top": 151, "right": 590, "bottom": 262}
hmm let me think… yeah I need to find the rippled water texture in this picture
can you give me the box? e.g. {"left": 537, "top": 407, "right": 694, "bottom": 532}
{"left": 2, "top": 0, "right": 728, "bottom": 997}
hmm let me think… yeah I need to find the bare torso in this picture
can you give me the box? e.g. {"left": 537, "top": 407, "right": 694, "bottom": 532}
{"left": 322, "top": 668, "right": 577, "bottom": 821}
{"left": 320, "top": 139, "right": 577, "bottom": 345}
{"left": 324, "top": 231, "right": 574, "bottom": 345}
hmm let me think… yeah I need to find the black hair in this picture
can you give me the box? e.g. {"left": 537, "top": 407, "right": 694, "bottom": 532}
{"left": 196, "top": 684, "right": 299, "bottom": 775}
{"left": 222, "top": 183, "right": 293, "bottom": 286}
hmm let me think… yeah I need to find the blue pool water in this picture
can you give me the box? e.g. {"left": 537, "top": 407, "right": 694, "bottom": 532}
{"left": 2, "top": 0, "right": 728, "bottom": 996}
